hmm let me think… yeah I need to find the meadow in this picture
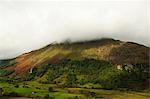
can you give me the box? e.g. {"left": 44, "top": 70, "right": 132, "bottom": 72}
{"left": 0, "top": 81, "right": 150, "bottom": 99}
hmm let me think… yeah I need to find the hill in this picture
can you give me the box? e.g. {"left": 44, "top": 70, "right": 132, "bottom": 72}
{"left": 0, "top": 38, "right": 149, "bottom": 76}
{"left": 0, "top": 38, "right": 149, "bottom": 90}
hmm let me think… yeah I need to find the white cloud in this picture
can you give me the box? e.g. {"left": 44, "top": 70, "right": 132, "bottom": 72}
{"left": 0, "top": 0, "right": 149, "bottom": 59}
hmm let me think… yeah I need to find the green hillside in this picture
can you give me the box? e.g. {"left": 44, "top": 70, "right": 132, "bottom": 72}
{"left": 0, "top": 38, "right": 149, "bottom": 98}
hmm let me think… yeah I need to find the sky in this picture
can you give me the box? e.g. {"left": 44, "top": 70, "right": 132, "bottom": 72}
{"left": 0, "top": 0, "right": 149, "bottom": 59}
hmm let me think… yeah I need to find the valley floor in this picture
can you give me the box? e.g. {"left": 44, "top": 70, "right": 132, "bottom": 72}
{"left": 0, "top": 81, "right": 150, "bottom": 99}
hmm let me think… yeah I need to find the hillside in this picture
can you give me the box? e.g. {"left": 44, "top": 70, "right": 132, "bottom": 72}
{"left": 0, "top": 38, "right": 149, "bottom": 77}
{"left": 0, "top": 38, "right": 150, "bottom": 98}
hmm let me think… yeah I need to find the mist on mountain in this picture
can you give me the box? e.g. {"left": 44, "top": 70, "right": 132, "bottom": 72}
{"left": 0, "top": 0, "right": 149, "bottom": 59}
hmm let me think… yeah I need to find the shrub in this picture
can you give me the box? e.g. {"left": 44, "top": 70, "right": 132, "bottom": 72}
{"left": 14, "top": 85, "right": 19, "bottom": 88}
{"left": 74, "top": 96, "right": 79, "bottom": 99}
{"left": 44, "top": 94, "right": 50, "bottom": 99}
{"left": 0, "top": 70, "right": 13, "bottom": 76}
{"left": 98, "top": 67, "right": 124, "bottom": 89}
{"left": 48, "top": 87, "right": 53, "bottom": 92}
{"left": 7, "top": 92, "right": 20, "bottom": 97}
{"left": 0, "top": 59, "right": 16, "bottom": 67}
{"left": 65, "top": 73, "right": 77, "bottom": 87}
{"left": 44, "top": 94, "right": 54, "bottom": 99}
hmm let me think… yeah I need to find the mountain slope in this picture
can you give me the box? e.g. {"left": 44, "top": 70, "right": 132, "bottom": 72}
{"left": 0, "top": 38, "right": 149, "bottom": 77}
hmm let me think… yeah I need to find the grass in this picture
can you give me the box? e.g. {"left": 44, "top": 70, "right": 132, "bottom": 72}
{"left": 0, "top": 81, "right": 86, "bottom": 98}
{"left": 0, "top": 81, "right": 150, "bottom": 99}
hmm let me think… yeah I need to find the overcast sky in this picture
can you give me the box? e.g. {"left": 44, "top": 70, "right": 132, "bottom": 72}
{"left": 0, "top": 0, "right": 149, "bottom": 59}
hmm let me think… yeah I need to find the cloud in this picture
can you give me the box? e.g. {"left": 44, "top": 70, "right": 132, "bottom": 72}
{"left": 0, "top": 0, "right": 149, "bottom": 59}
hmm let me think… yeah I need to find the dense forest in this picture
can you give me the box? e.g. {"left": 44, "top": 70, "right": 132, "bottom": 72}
{"left": 3, "top": 59, "right": 146, "bottom": 90}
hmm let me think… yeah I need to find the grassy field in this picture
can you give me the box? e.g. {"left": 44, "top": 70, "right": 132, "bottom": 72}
{"left": 0, "top": 81, "right": 85, "bottom": 99}
{"left": 0, "top": 81, "right": 150, "bottom": 99}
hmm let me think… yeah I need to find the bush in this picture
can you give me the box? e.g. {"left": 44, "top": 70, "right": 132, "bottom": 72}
{"left": 98, "top": 67, "right": 124, "bottom": 89}
{"left": 74, "top": 96, "right": 79, "bottom": 99}
{"left": 44, "top": 94, "right": 50, "bottom": 99}
{"left": 0, "top": 59, "right": 16, "bottom": 67}
{"left": 0, "top": 70, "right": 13, "bottom": 76}
{"left": 14, "top": 85, "right": 19, "bottom": 88}
{"left": 48, "top": 87, "right": 53, "bottom": 92}
{"left": 7, "top": 92, "right": 20, "bottom": 97}
{"left": 44, "top": 94, "right": 54, "bottom": 99}
{"left": 65, "top": 73, "right": 77, "bottom": 87}
{"left": 90, "top": 92, "right": 96, "bottom": 97}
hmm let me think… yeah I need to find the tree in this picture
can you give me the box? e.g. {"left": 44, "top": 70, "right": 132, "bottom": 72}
{"left": 66, "top": 73, "right": 77, "bottom": 87}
